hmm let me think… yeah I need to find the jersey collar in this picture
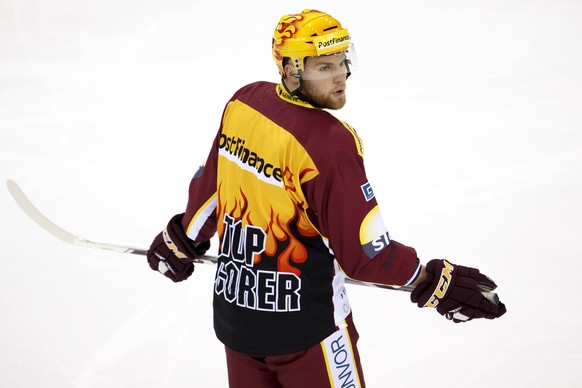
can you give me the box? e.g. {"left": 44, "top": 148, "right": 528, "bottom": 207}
{"left": 276, "top": 83, "right": 317, "bottom": 109}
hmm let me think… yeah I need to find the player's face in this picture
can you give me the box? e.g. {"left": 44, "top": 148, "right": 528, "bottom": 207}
{"left": 301, "top": 53, "right": 349, "bottom": 110}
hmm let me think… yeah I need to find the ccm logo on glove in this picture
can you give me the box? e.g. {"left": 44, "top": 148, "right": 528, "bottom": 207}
{"left": 424, "top": 259, "right": 454, "bottom": 308}
{"left": 163, "top": 228, "right": 188, "bottom": 259}
{"left": 147, "top": 213, "right": 210, "bottom": 282}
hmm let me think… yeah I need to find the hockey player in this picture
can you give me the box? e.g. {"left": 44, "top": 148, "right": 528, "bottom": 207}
{"left": 146, "top": 9, "right": 506, "bottom": 388}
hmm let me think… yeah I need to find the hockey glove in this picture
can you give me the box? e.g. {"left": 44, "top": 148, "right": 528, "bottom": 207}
{"left": 147, "top": 213, "right": 210, "bottom": 282}
{"left": 410, "top": 259, "right": 506, "bottom": 323}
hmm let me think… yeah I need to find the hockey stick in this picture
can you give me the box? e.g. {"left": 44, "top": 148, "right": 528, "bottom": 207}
{"left": 5, "top": 179, "right": 403, "bottom": 289}
{"left": 6, "top": 179, "right": 500, "bottom": 301}
{"left": 5, "top": 179, "right": 218, "bottom": 264}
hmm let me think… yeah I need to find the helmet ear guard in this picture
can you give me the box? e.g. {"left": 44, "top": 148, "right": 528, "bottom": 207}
{"left": 281, "top": 57, "right": 302, "bottom": 78}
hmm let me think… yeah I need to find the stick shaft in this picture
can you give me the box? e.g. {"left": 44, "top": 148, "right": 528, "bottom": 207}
{"left": 6, "top": 179, "right": 407, "bottom": 290}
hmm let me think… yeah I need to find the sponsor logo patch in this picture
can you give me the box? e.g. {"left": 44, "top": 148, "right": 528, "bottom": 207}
{"left": 313, "top": 29, "right": 351, "bottom": 55}
{"left": 359, "top": 206, "right": 391, "bottom": 259}
{"left": 218, "top": 133, "right": 283, "bottom": 187}
{"left": 360, "top": 182, "right": 374, "bottom": 202}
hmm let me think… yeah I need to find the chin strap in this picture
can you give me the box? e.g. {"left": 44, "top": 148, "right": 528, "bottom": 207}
{"left": 281, "top": 76, "right": 323, "bottom": 109}
{"left": 281, "top": 76, "right": 303, "bottom": 97}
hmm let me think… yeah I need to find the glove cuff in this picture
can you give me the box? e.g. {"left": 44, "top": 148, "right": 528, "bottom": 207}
{"left": 164, "top": 213, "right": 208, "bottom": 259}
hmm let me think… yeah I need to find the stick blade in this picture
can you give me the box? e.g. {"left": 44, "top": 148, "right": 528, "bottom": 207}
{"left": 6, "top": 179, "right": 149, "bottom": 256}
{"left": 6, "top": 179, "right": 78, "bottom": 245}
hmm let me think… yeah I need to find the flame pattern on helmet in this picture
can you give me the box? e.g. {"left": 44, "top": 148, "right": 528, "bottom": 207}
{"left": 272, "top": 13, "right": 306, "bottom": 63}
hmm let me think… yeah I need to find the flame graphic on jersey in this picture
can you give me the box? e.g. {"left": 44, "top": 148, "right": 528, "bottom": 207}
{"left": 216, "top": 183, "right": 318, "bottom": 277}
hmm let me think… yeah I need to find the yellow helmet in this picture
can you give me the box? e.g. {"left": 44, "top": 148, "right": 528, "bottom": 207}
{"left": 272, "top": 9, "right": 351, "bottom": 77}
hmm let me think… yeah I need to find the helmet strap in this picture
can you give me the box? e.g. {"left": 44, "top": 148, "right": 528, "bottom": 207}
{"left": 297, "top": 79, "right": 323, "bottom": 108}
{"left": 281, "top": 77, "right": 301, "bottom": 96}
{"left": 281, "top": 75, "right": 324, "bottom": 109}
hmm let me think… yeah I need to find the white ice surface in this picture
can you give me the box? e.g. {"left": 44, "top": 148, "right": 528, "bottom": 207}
{"left": 1, "top": 1, "right": 581, "bottom": 387}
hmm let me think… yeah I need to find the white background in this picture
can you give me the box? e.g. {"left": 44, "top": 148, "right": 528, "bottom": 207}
{"left": 1, "top": 0, "right": 581, "bottom": 387}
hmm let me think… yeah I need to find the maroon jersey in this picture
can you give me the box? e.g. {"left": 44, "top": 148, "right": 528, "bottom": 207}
{"left": 183, "top": 81, "right": 419, "bottom": 356}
